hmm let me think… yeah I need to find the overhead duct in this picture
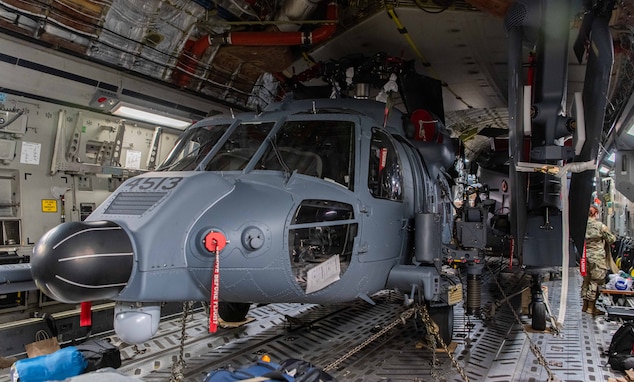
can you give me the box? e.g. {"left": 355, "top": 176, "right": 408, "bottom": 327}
{"left": 173, "top": 1, "right": 338, "bottom": 88}
{"left": 226, "top": 1, "right": 337, "bottom": 46}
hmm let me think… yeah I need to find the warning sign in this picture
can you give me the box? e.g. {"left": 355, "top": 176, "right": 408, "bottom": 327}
{"left": 41, "top": 199, "right": 58, "bottom": 213}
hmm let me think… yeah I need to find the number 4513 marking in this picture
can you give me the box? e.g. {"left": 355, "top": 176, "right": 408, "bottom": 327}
{"left": 124, "top": 177, "right": 183, "bottom": 191}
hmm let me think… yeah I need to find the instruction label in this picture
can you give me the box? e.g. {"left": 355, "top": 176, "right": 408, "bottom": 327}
{"left": 125, "top": 150, "right": 142, "bottom": 169}
{"left": 20, "top": 141, "right": 41, "bottom": 165}
{"left": 41, "top": 199, "right": 58, "bottom": 212}
{"left": 305, "top": 254, "right": 341, "bottom": 294}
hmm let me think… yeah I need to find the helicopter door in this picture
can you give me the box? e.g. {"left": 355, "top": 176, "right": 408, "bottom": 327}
{"left": 358, "top": 128, "right": 408, "bottom": 263}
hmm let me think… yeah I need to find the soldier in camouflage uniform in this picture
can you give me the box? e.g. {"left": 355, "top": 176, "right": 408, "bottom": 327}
{"left": 582, "top": 204, "right": 616, "bottom": 315}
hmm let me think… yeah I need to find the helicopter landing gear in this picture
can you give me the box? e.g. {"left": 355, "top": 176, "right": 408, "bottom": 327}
{"left": 528, "top": 274, "right": 546, "bottom": 331}
{"left": 218, "top": 302, "right": 251, "bottom": 322}
{"left": 428, "top": 304, "right": 454, "bottom": 345}
{"left": 415, "top": 304, "right": 454, "bottom": 346}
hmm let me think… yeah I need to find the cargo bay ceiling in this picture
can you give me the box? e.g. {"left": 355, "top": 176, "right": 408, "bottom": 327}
{"left": 0, "top": 0, "right": 632, "bottom": 162}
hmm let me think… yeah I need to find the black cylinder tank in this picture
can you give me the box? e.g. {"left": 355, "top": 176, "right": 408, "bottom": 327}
{"left": 415, "top": 213, "right": 441, "bottom": 264}
{"left": 31, "top": 220, "right": 133, "bottom": 303}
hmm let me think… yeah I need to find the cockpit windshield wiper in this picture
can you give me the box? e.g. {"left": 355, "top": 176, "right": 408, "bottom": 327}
{"left": 267, "top": 136, "right": 292, "bottom": 180}
{"left": 157, "top": 149, "right": 198, "bottom": 171}
{"left": 158, "top": 140, "right": 215, "bottom": 171}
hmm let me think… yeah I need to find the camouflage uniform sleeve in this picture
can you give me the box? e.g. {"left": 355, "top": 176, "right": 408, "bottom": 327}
{"left": 602, "top": 224, "right": 616, "bottom": 244}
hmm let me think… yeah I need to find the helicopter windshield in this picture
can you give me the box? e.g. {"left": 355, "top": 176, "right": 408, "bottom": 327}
{"left": 160, "top": 119, "right": 355, "bottom": 190}
{"left": 157, "top": 124, "right": 231, "bottom": 171}
{"left": 256, "top": 120, "right": 355, "bottom": 189}
{"left": 203, "top": 119, "right": 354, "bottom": 189}
{"left": 205, "top": 122, "right": 275, "bottom": 171}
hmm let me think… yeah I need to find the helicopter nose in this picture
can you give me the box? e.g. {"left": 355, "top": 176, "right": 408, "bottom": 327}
{"left": 31, "top": 220, "right": 134, "bottom": 303}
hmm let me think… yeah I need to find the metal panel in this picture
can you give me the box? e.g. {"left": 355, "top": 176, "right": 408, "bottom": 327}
{"left": 104, "top": 192, "right": 166, "bottom": 216}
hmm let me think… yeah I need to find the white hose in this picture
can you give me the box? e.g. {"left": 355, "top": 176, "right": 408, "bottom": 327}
{"left": 554, "top": 161, "right": 596, "bottom": 327}
{"left": 516, "top": 160, "right": 596, "bottom": 328}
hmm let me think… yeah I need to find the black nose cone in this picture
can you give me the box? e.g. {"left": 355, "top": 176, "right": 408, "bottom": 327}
{"left": 31, "top": 220, "right": 134, "bottom": 303}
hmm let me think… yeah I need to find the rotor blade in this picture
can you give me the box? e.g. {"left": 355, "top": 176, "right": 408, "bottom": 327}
{"left": 569, "top": 11, "right": 614, "bottom": 255}
{"left": 506, "top": 22, "right": 527, "bottom": 263}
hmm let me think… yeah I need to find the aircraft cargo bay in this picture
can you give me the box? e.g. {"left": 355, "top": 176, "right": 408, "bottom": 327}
{"left": 0, "top": 0, "right": 634, "bottom": 381}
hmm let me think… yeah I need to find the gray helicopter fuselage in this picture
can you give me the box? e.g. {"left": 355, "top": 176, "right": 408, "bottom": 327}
{"left": 31, "top": 98, "right": 454, "bottom": 307}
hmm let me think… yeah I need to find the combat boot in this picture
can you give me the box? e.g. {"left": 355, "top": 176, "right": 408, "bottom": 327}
{"left": 585, "top": 300, "right": 601, "bottom": 316}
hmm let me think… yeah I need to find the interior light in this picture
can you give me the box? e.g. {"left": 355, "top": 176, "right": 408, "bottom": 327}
{"left": 607, "top": 152, "right": 616, "bottom": 163}
{"left": 627, "top": 123, "right": 634, "bottom": 136}
{"left": 599, "top": 165, "right": 610, "bottom": 175}
{"left": 112, "top": 104, "right": 192, "bottom": 129}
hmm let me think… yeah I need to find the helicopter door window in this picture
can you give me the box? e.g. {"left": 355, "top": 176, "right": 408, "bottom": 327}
{"left": 368, "top": 128, "right": 403, "bottom": 201}
{"left": 289, "top": 199, "right": 358, "bottom": 293}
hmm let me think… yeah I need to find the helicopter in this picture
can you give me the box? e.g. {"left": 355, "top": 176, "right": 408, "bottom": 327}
{"left": 30, "top": 94, "right": 492, "bottom": 345}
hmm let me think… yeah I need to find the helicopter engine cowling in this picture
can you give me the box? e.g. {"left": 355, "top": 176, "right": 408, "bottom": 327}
{"left": 31, "top": 220, "right": 134, "bottom": 303}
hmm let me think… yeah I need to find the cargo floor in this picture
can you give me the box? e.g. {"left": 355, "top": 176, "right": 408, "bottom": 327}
{"left": 0, "top": 266, "right": 628, "bottom": 381}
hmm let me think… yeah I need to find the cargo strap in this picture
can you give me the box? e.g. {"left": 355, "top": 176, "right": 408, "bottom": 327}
{"left": 385, "top": 5, "right": 430, "bottom": 67}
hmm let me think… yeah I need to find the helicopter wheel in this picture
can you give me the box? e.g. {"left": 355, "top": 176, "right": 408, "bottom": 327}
{"left": 218, "top": 302, "right": 251, "bottom": 322}
{"left": 427, "top": 305, "right": 454, "bottom": 346}
{"left": 530, "top": 301, "right": 546, "bottom": 331}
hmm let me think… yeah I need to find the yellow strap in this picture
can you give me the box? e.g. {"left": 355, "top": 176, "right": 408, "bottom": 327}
{"left": 386, "top": 6, "right": 430, "bottom": 66}
{"left": 302, "top": 51, "right": 316, "bottom": 65}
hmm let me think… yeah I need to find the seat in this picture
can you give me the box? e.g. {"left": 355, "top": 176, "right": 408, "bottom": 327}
{"left": 206, "top": 149, "right": 252, "bottom": 171}
{"left": 266, "top": 147, "right": 323, "bottom": 178}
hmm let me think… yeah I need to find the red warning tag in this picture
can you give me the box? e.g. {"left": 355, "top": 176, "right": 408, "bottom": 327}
{"left": 80, "top": 301, "right": 92, "bottom": 327}
{"left": 379, "top": 148, "right": 388, "bottom": 171}
{"left": 580, "top": 242, "right": 587, "bottom": 277}
{"left": 209, "top": 249, "right": 220, "bottom": 333}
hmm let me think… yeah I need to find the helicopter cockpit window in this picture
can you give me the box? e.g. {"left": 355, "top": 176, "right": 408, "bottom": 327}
{"left": 289, "top": 199, "right": 357, "bottom": 293}
{"left": 257, "top": 120, "right": 355, "bottom": 189}
{"left": 205, "top": 122, "right": 275, "bottom": 171}
{"left": 157, "top": 124, "right": 231, "bottom": 171}
{"left": 368, "top": 128, "right": 403, "bottom": 201}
